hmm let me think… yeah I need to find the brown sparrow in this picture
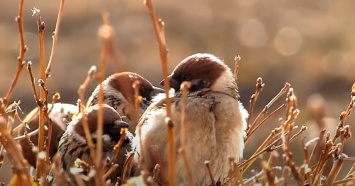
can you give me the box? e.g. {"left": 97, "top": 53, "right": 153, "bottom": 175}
{"left": 86, "top": 72, "right": 164, "bottom": 133}
{"left": 17, "top": 103, "right": 78, "bottom": 168}
{"left": 57, "top": 104, "right": 133, "bottom": 184}
{"left": 134, "top": 53, "right": 248, "bottom": 185}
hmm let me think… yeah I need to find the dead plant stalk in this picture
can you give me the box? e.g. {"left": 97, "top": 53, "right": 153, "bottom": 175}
{"left": 2, "top": 0, "right": 27, "bottom": 110}
{"left": 35, "top": 16, "right": 47, "bottom": 181}
{"left": 179, "top": 82, "right": 193, "bottom": 186}
{"left": 144, "top": 0, "right": 175, "bottom": 185}
{"left": 45, "top": 0, "right": 66, "bottom": 78}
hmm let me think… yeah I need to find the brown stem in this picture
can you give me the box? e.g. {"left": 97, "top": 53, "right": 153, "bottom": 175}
{"left": 179, "top": 82, "right": 193, "bottom": 186}
{"left": 166, "top": 117, "right": 176, "bottom": 186}
{"left": 246, "top": 77, "right": 264, "bottom": 128}
{"left": 144, "top": 0, "right": 174, "bottom": 184}
{"left": 3, "top": 0, "right": 27, "bottom": 108}
{"left": 0, "top": 116, "right": 32, "bottom": 186}
{"left": 35, "top": 16, "right": 47, "bottom": 180}
{"left": 45, "top": 0, "right": 66, "bottom": 78}
{"left": 204, "top": 161, "right": 216, "bottom": 186}
{"left": 325, "top": 154, "right": 345, "bottom": 185}
{"left": 94, "top": 14, "right": 111, "bottom": 186}
{"left": 233, "top": 55, "right": 241, "bottom": 90}
{"left": 245, "top": 104, "right": 285, "bottom": 143}
{"left": 108, "top": 128, "right": 127, "bottom": 165}
{"left": 78, "top": 66, "right": 96, "bottom": 106}
{"left": 248, "top": 83, "right": 290, "bottom": 135}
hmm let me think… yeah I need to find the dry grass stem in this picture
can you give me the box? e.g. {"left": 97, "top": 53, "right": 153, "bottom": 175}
{"left": 166, "top": 117, "right": 176, "bottom": 186}
{"left": 248, "top": 83, "right": 291, "bottom": 136}
{"left": 143, "top": 0, "right": 170, "bottom": 116}
{"left": 133, "top": 81, "right": 142, "bottom": 124}
{"left": 261, "top": 161, "right": 276, "bottom": 186}
{"left": 313, "top": 140, "right": 333, "bottom": 185}
{"left": 35, "top": 14, "right": 47, "bottom": 179}
{"left": 246, "top": 77, "right": 264, "bottom": 127}
{"left": 76, "top": 100, "right": 97, "bottom": 166}
{"left": 48, "top": 93, "right": 61, "bottom": 114}
{"left": 144, "top": 0, "right": 175, "bottom": 184}
{"left": 99, "top": 10, "right": 124, "bottom": 72}
{"left": 228, "top": 157, "right": 245, "bottom": 186}
{"left": 26, "top": 62, "right": 40, "bottom": 103}
{"left": 2, "top": 0, "right": 27, "bottom": 108}
{"left": 233, "top": 55, "right": 241, "bottom": 90}
{"left": 326, "top": 154, "right": 345, "bottom": 185}
{"left": 108, "top": 128, "right": 128, "bottom": 165}
{"left": 121, "top": 151, "right": 135, "bottom": 180}
{"left": 245, "top": 104, "right": 286, "bottom": 143}
{"left": 133, "top": 81, "right": 150, "bottom": 184}
{"left": 103, "top": 164, "right": 118, "bottom": 180}
{"left": 93, "top": 14, "right": 113, "bottom": 186}
{"left": 240, "top": 125, "right": 298, "bottom": 172}
{"left": 332, "top": 83, "right": 355, "bottom": 143}
{"left": 309, "top": 130, "right": 326, "bottom": 163}
{"left": 14, "top": 128, "right": 40, "bottom": 140}
{"left": 243, "top": 169, "right": 264, "bottom": 185}
{"left": 178, "top": 81, "right": 193, "bottom": 186}
{"left": 45, "top": 0, "right": 66, "bottom": 78}
{"left": 302, "top": 137, "right": 310, "bottom": 165}
{"left": 5, "top": 101, "right": 25, "bottom": 129}
{"left": 0, "top": 116, "right": 32, "bottom": 186}
{"left": 78, "top": 66, "right": 97, "bottom": 106}
{"left": 204, "top": 161, "right": 216, "bottom": 186}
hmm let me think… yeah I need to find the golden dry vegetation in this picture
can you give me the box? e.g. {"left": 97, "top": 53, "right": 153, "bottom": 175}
{"left": 0, "top": 0, "right": 355, "bottom": 185}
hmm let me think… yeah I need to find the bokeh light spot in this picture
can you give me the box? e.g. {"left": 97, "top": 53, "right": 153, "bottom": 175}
{"left": 273, "top": 27, "right": 303, "bottom": 56}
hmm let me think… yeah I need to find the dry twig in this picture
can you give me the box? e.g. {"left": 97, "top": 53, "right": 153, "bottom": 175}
{"left": 2, "top": 0, "right": 27, "bottom": 110}
{"left": 144, "top": 0, "right": 174, "bottom": 184}
{"left": 178, "top": 82, "right": 193, "bottom": 186}
{"left": 45, "top": 0, "right": 66, "bottom": 78}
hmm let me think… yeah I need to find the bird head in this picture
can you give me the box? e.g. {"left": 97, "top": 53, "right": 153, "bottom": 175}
{"left": 160, "top": 53, "right": 237, "bottom": 96}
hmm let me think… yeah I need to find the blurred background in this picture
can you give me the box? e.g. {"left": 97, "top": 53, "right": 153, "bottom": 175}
{"left": 1, "top": 0, "right": 355, "bottom": 184}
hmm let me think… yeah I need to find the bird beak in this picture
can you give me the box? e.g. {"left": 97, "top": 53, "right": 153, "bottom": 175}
{"left": 112, "top": 120, "right": 130, "bottom": 132}
{"left": 160, "top": 76, "right": 180, "bottom": 90}
{"left": 150, "top": 86, "right": 165, "bottom": 98}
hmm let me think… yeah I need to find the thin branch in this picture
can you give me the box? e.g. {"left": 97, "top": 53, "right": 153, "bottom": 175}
{"left": 2, "top": 0, "right": 27, "bottom": 108}
{"left": 94, "top": 13, "right": 111, "bottom": 186}
{"left": 0, "top": 116, "right": 32, "bottom": 186}
{"left": 45, "top": 0, "right": 66, "bottom": 78}
{"left": 245, "top": 104, "right": 285, "bottom": 143}
{"left": 35, "top": 15, "right": 47, "bottom": 180}
{"left": 179, "top": 82, "right": 193, "bottom": 186}
{"left": 26, "top": 62, "right": 40, "bottom": 102}
{"left": 166, "top": 117, "right": 176, "bottom": 186}
{"left": 204, "top": 161, "right": 216, "bottom": 186}
{"left": 144, "top": 1, "right": 174, "bottom": 184}
{"left": 108, "top": 128, "right": 128, "bottom": 165}
{"left": 246, "top": 77, "right": 264, "bottom": 128}
{"left": 248, "top": 83, "right": 291, "bottom": 135}
{"left": 77, "top": 66, "right": 97, "bottom": 106}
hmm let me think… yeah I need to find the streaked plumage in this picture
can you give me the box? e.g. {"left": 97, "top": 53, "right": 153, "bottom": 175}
{"left": 86, "top": 72, "right": 164, "bottom": 133}
{"left": 58, "top": 104, "right": 133, "bottom": 184}
{"left": 134, "top": 53, "right": 248, "bottom": 185}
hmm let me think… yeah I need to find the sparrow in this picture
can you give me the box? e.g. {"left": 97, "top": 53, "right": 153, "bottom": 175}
{"left": 16, "top": 102, "right": 78, "bottom": 168}
{"left": 57, "top": 104, "right": 134, "bottom": 184}
{"left": 86, "top": 72, "right": 164, "bottom": 133}
{"left": 134, "top": 53, "right": 248, "bottom": 185}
